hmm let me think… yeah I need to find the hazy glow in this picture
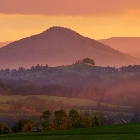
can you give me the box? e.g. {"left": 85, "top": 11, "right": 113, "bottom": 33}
{"left": 0, "top": 0, "right": 140, "bottom": 41}
{"left": 1, "top": 14, "right": 140, "bottom": 42}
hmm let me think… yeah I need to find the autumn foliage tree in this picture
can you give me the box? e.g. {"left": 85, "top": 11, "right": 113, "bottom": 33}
{"left": 40, "top": 110, "right": 54, "bottom": 131}
{"left": 74, "top": 116, "right": 92, "bottom": 128}
{"left": 94, "top": 116, "right": 101, "bottom": 126}
{"left": 22, "top": 122, "right": 33, "bottom": 132}
{"left": 68, "top": 109, "right": 80, "bottom": 128}
{"left": 54, "top": 109, "right": 68, "bottom": 130}
{"left": 0, "top": 122, "right": 11, "bottom": 134}
{"left": 131, "top": 102, "right": 140, "bottom": 122}
{"left": 12, "top": 119, "right": 34, "bottom": 132}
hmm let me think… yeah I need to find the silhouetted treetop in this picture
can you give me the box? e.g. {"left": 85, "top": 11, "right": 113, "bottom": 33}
{"left": 76, "top": 58, "right": 95, "bottom": 65}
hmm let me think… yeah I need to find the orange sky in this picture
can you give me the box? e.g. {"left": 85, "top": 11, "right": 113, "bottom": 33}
{"left": 0, "top": 0, "right": 140, "bottom": 41}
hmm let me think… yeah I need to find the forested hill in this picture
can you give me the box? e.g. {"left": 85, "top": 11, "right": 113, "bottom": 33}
{"left": 1, "top": 63, "right": 140, "bottom": 88}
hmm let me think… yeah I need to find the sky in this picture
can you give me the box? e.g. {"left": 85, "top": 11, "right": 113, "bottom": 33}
{"left": 0, "top": 0, "right": 140, "bottom": 42}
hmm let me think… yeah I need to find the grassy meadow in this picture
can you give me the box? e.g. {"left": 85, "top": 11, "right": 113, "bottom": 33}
{"left": 57, "top": 62, "right": 103, "bottom": 72}
{"left": 0, "top": 95, "right": 128, "bottom": 108}
{"left": 0, "top": 123, "right": 140, "bottom": 140}
{"left": 0, "top": 95, "right": 96, "bottom": 106}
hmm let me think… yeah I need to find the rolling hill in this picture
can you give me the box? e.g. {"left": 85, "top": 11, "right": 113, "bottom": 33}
{"left": 0, "top": 27, "right": 140, "bottom": 69}
{"left": 99, "top": 37, "right": 140, "bottom": 58}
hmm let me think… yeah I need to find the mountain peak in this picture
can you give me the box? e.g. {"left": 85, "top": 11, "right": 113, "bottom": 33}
{"left": 42, "top": 26, "right": 81, "bottom": 37}
{"left": 0, "top": 26, "right": 140, "bottom": 69}
{"left": 47, "top": 26, "right": 73, "bottom": 31}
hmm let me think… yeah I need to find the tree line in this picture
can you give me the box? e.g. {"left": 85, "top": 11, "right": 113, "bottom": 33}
{"left": 0, "top": 108, "right": 101, "bottom": 134}
{"left": 0, "top": 79, "right": 139, "bottom": 106}
{"left": 75, "top": 57, "right": 95, "bottom": 65}
{"left": 1, "top": 101, "right": 140, "bottom": 134}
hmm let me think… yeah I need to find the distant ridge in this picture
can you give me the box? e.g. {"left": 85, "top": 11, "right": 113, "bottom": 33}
{"left": 99, "top": 37, "right": 140, "bottom": 58}
{"left": 0, "top": 26, "right": 140, "bottom": 69}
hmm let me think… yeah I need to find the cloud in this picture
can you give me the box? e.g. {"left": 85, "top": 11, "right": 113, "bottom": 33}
{"left": 0, "top": 0, "right": 140, "bottom": 16}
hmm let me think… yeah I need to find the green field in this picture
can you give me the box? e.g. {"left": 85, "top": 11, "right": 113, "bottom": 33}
{"left": 0, "top": 123, "right": 140, "bottom": 140}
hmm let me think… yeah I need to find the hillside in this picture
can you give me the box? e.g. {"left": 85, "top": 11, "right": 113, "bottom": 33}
{"left": 0, "top": 63, "right": 107, "bottom": 88}
{"left": 99, "top": 37, "right": 140, "bottom": 58}
{"left": 57, "top": 62, "right": 102, "bottom": 72}
{"left": 0, "top": 27, "right": 140, "bottom": 69}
